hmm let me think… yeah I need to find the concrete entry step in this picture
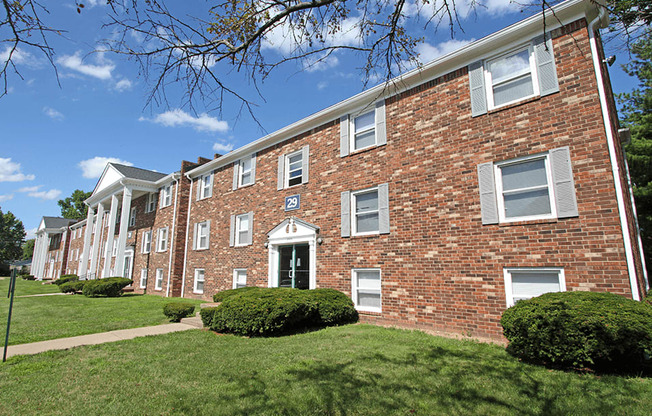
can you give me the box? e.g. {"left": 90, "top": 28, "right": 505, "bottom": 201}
{"left": 180, "top": 315, "right": 203, "bottom": 328}
{"left": 200, "top": 302, "right": 220, "bottom": 309}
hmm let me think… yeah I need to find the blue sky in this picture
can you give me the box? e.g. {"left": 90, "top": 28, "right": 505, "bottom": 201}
{"left": 0, "top": 1, "right": 639, "bottom": 239}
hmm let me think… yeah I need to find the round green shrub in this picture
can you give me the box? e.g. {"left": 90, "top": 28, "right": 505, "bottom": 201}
{"left": 212, "top": 286, "right": 263, "bottom": 302}
{"left": 163, "top": 302, "right": 196, "bottom": 322}
{"left": 54, "top": 274, "right": 78, "bottom": 286}
{"left": 200, "top": 306, "right": 219, "bottom": 328}
{"left": 59, "top": 280, "right": 87, "bottom": 293}
{"left": 501, "top": 291, "right": 652, "bottom": 373}
{"left": 82, "top": 277, "right": 133, "bottom": 297}
{"left": 307, "top": 288, "right": 359, "bottom": 325}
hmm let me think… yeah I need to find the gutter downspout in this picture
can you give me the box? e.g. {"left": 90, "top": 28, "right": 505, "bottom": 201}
{"left": 166, "top": 176, "right": 180, "bottom": 297}
{"left": 180, "top": 177, "right": 193, "bottom": 297}
{"left": 588, "top": 8, "right": 641, "bottom": 300}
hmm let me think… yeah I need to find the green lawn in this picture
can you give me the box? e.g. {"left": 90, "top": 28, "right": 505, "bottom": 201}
{"left": 0, "top": 324, "right": 649, "bottom": 415}
{"left": 0, "top": 278, "right": 204, "bottom": 345}
{"left": 0, "top": 277, "right": 61, "bottom": 296}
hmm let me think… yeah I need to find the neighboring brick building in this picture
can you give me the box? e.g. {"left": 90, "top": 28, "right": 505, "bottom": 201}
{"left": 32, "top": 0, "right": 649, "bottom": 340}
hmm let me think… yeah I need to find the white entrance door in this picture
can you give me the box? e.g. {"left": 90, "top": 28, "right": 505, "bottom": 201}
{"left": 123, "top": 248, "right": 134, "bottom": 279}
{"left": 267, "top": 218, "right": 318, "bottom": 290}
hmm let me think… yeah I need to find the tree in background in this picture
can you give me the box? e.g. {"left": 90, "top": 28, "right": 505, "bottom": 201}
{"left": 57, "top": 189, "right": 92, "bottom": 220}
{"left": 21, "top": 239, "right": 35, "bottom": 261}
{"left": 0, "top": 208, "right": 26, "bottom": 273}
{"left": 619, "top": 30, "right": 652, "bottom": 275}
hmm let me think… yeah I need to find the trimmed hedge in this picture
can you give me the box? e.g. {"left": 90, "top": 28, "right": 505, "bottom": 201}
{"left": 203, "top": 287, "right": 358, "bottom": 336}
{"left": 54, "top": 274, "right": 78, "bottom": 286}
{"left": 212, "top": 286, "right": 262, "bottom": 302}
{"left": 82, "top": 277, "right": 133, "bottom": 298}
{"left": 20, "top": 274, "right": 35, "bottom": 280}
{"left": 501, "top": 291, "right": 652, "bottom": 373}
{"left": 163, "top": 302, "right": 196, "bottom": 322}
{"left": 59, "top": 280, "right": 87, "bottom": 294}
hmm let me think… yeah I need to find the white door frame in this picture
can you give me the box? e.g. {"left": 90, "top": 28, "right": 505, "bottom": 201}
{"left": 267, "top": 218, "right": 318, "bottom": 290}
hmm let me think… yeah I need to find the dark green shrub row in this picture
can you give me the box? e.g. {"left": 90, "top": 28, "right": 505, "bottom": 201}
{"left": 202, "top": 287, "right": 358, "bottom": 336}
{"left": 82, "top": 277, "right": 133, "bottom": 297}
{"left": 163, "top": 302, "right": 196, "bottom": 322}
{"left": 59, "top": 281, "right": 87, "bottom": 293}
{"left": 501, "top": 291, "right": 652, "bottom": 374}
{"left": 212, "top": 286, "right": 262, "bottom": 302}
{"left": 54, "top": 274, "right": 78, "bottom": 286}
{"left": 19, "top": 274, "right": 35, "bottom": 280}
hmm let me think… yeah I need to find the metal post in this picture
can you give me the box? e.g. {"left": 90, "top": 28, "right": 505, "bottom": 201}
{"left": 3, "top": 269, "right": 17, "bottom": 362}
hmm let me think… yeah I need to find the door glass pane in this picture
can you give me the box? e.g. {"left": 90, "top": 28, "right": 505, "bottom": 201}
{"left": 279, "top": 246, "right": 294, "bottom": 288}
{"left": 294, "top": 245, "right": 309, "bottom": 290}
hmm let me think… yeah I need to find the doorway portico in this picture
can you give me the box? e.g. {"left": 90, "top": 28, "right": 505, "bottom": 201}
{"left": 267, "top": 217, "right": 319, "bottom": 290}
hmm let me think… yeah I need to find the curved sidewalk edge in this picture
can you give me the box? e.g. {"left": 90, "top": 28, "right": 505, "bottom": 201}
{"left": 5, "top": 323, "right": 198, "bottom": 359}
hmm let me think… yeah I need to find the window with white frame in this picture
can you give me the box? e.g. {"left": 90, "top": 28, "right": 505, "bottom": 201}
{"left": 194, "top": 221, "right": 210, "bottom": 250}
{"left": 75, "top": 248, "right": 79, "bottom": 261}
{"left": 351, "top": 110, "right": 376, "bottom": 152}
{"left": 194, "top": 269, "right": 205, "bottom": 294}
{"left": 239, "top": 157, "right": 253, "bottom": 187}
{"left": 155, "top": 268, "right": 164, "bottom": 290}
{"left": 140, "top": 269, "right": 148, "bottom": 288}
{"left": 142, "top": 230, "right": 152, "bottom": 253}
{"left": 485, "top": 46, "right": 538, "bottom": 109}
{"left": 495, "top": 154, "right": 555, "bottom": 222}
{"left": 352, "top": 188, "right": 379, "bottom": 235}
{"left": 285, "top": 150, "right": 303, "bottom": 187}
{"left": 160, "top": 184, "right": 172, "bottom": 208}
{"left": 233, "top": 269, "right": 246, "bottom": 289}
{"left": 112, "top": 237, "right": 118, "bottom": 257}
{"left": 199, "top": 173, "right": 213, "bottom": 200}
{"left": 503, "top": 268, "right": 565, "bottom": 307}
{"left": 235, "top": 214, "right": 249, "bottom": 246}
{"left": 129, "top": 207, "right": 136, "bottom": 227}
{"left": 352, "top": 269, "right": 381, "bottom": 312}
{"left": 156, "top": 227, "right": 169, "bottom": 252}
{"left": 146, "top": 193, "right": 157, "bottom": 213}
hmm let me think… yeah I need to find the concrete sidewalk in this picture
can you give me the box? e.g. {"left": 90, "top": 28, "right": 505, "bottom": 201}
{"left": 4, "top": 322, "right": 199, "bottom": 359}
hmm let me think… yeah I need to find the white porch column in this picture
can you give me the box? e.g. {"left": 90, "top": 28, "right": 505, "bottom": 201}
{"left": 103, "top": 194, "right": 120, "bottom": 277}
{"left": 114, "top": 186, "right": 133, "bottom": 277}
{"left": 90, "top": 203, "right": 105, "bottom": 279}
{"left": 31, "top": 234, "right": 41, "bottom": 278}
{"left": 79, "top": 206, "right": 95, "bottom": 277}
{"left": 34, "top": 233, "right": 48, "bottom": 279}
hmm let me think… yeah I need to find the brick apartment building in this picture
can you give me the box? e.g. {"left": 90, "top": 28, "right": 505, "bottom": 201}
{"left": 31, "top": 0, "right": 649, "bottom": 340}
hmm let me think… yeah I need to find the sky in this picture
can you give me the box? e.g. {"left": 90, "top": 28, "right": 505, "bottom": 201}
{"left": 0, "top": 0, "right": 640, "bottom": 240}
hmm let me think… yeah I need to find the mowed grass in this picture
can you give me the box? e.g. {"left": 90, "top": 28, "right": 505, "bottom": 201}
{"left": 0, "top": 324, "right": 650, "bottom": 415}
{"left": 0, "top": 278, "right": 204, "bottom": 345}
{"left": 0, "top": 276, "right": 61, "bottom": 296}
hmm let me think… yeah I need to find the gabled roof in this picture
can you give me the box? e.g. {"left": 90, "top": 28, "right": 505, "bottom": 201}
{"left": 42, "top": 217, "right": 78, "bottom": 229}
{"left": 111, "top": 163, "right": 167, "bottom": 182}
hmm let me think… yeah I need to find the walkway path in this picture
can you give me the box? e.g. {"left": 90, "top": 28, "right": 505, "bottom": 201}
{"left": 16, "top": 292, "right": 71, "bottom": 298}
{"left": 4, "top": 320, "right": 202, "bottom": 359}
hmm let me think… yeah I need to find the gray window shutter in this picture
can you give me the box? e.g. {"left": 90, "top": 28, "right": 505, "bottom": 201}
{"left": 468, "top": 60, "right": 487, "bottom": 117}
{"left": 206, "top": 220, "right": 211, "bottom": 247}
{"left": 340, "top": 116, "right": 349, "bottom": 157}
{"left": 378, "top": 183, "right": 390, "bottom": 234}
{"left": 549, "top": 147, "right": 578, "bottom": 218}
{"left": 192, "top": 223, "right": 198, "bottom": 250}
{"left": 251, "top": 153, "right": 257, "bottom": 185}
{"left": 229, "top": 215, "right": 235, "bottom": 247}
{"left": 277, "top": 154, "right": 285, "bottom": 190}
{"left": 533, "top": 34, "right": 559, "bottom": 97}
{"left": 302, "top": 145, "right": 310, "bottom": 184}
{"left": 341, "top": 191, "right": 351, "bottom": 237}
{"left": 375, "top": 101, "right": 387, "bottom": 146}
{"left": 246, "top": 212, "right": 254, "bottom": 245}
{"left": 232, "top": 161, "right": 239, "bottom": 190}
{"left": 477, "top": 162, "right": 499, "bottom": 225}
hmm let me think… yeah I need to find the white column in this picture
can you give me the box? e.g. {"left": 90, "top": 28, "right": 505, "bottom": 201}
{"left": 33, "top": 233, "right": 47, "bottom": 279}
{"left": 103, "top": 194, "right": 120, "bottom": 277}
{"left": 90, "top": 203, "right": 105, "bottom": 279}
{"left": 31, "top": 234, "right": 41, "bottom": 278}
{"left": 79, "top": 206, "right": 95, "bottom": 277}
{"left": 114, "top": 187, "right": 133, "bottom": 277}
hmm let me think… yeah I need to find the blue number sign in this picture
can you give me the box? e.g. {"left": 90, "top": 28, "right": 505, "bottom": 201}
{"left": 285, "top": 194, "right": 300, "bottom": 211}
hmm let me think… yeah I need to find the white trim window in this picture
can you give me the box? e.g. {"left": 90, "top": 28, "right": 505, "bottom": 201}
{"left": 235, "top": 214, "right": 250, "bottom": 246}
{"left": 146, "top": 193, "right": 157, "bottom": 213}
{"left": 112, "top": 237, "right": 118, "bottom": 257}
{"left": 194, "top": 221, "right": 210, "bottom": 250}
{"left": 199, "top": 173, "right": 213, "bottom": 200}
{"left": 285, "top": 150, "right": 303, "bottom": 187}
{"left": 194, "top": 269, "right": 205, "bottom": 294}
{"left": 351, "top": 269, "right": 381, "bottom": 312}
{"left": 129, "top": 207, "right": 137, "bottom": 227}
{"left": 351, "top": 110, "right": 376, "bottom": 152}
{"left": 485, "top": 45, "right": 539, "bottom": 110}
{"left": 503, "top": 268, "right": 566, "bottom": 307}
{"left": 495, "top": 154, "right": 556, "bottom": 222}
{"left": 142, "top": 230, "right": 152, "bottom": 254}
{"left": 239, "top": 157, "right": 253, "bottom": 187}
{"left": 155, "top": 268, "right": 164, "bottom": 290}
{"left": 160, "top": 184, "right": 172, "bottom": 208}
{"left": 233, "top": 269, "right": 247, "bottom": 289}
{"left": 140, "top": 268, "right": 148, "bottom": 289}
{"left": 352, "top": 187, "right": 380, "bottom": 236}
{"left": 156, "top": 227, "right": 169, "bottom": 252}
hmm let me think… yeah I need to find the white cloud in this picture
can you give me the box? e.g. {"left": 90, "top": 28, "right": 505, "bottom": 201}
{"left": 304, "top": 55, "right": 340, "bottom": 72}
{"left": 317, "top": 81, "right": 328, "bottom": 90}
{"left": 140, "top": 109, "right": 229, "bottom": 133}
{"left": 416, "top": 38, "right": 474, "bottom": 64}
{"left": 0, "top": 194, "right": 14, "bottom": 203}
{"left": 43, "top": 107, "right": 64, "bottom": 120}
{"left": 25, "top": 227, "right": 37, "bottom": 240}
{"left": 56, "top": 51, "right": 115, "bottom": 80}
{"left": 79, "top": 157, "right": 133, "bottom": 179}
{"left": 0, "top": 47, "right": 42, "bottom": 68}
{"left": 18, "top": 185, "right": 61, "bottom": 200}
{"left": 0, "top": 158, "right": 35, "bottom": 182}
{"left": 212, "top": 142, "right": 234, "bottom": 153}
{"left": 114, "top": 79, "right": 133, "bottom": 92}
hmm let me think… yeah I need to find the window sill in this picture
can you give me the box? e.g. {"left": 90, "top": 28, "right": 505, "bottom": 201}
{"left": 348, "top": 142, "right": 386, "bottom": 157}
{"left": 197, "top": 196, "right": 212, "bottom": 201}
{"left": 497, "top": 217, "right": 559, "bottom": 227}
{"left": 193, "top": 290, "right": 204, "bottom": 295}
{"left": 236, "top": 183, "right": 254, "bottom": 191}
{"left": 154, "top": 288, "right": 162, "bottom": 291}
{"left": 487, "top": 95, "right": 542, "bottom": 115}
{"left": 356, "top": 308, "right": 382, "bottom": 314}
{"left": 350, "top": 232, "right": 381, "bottom": 238}
{"left": 194, "top": 247, "right": 209, "bottom": 251}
